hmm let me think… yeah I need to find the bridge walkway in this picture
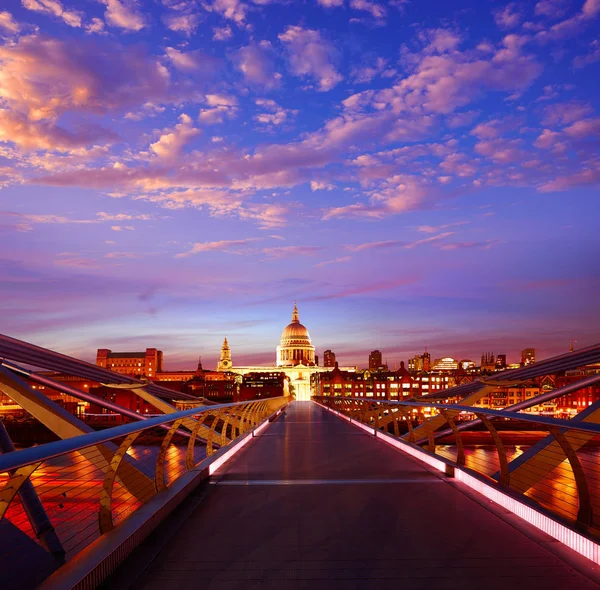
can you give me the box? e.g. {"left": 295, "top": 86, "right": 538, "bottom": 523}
{"left": 122, "top": 402, "right": 599, "bottom": 589}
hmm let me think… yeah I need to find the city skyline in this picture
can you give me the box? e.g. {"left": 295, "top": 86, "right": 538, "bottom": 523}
{"left": 1, "top": 0, "right": 599, "bottom": 367}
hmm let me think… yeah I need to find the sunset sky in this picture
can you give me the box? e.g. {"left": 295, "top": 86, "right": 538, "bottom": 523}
{"left": 1, "top": 0, "right": 599, "bottom": 369}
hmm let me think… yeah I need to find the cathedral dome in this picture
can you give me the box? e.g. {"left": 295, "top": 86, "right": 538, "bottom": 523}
{"left": 280, "top": 320, "right": 312, "bottom": 343}
{"left": 276, "top": 303, "right": 315, "bottom": 367}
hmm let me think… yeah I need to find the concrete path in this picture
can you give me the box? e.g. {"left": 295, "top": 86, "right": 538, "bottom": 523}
{"left": 131, "top": 402, "right": 599, "bottom": 589}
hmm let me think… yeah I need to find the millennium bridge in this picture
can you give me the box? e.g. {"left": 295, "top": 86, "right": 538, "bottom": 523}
{"left": 2, "top": 334, "right": 600, "bottom": 589}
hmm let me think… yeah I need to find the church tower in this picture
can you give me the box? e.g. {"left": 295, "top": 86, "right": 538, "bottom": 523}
{"left": 217, "top": 337, "right": 233, "bottom": 371}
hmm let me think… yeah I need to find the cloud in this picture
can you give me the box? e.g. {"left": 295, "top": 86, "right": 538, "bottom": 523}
{"left": 0, "top": 11, "right": 21, "bottom": 35}
{"left": 494, "top": 3, "right": 523, "bottom": 29}
{"left": 165, "top": 47, "right": 207, "bottom": 72}
{"left": 234, "top": 42, "right": 280, "bottom": 88}
{"left": 314, "top": 256, "right": 351, "bottom": 268}
{"left": 22, "top": 0, "right": 83, "bottom": 28}
{"left": 307, "top": 277, "right": 418, "bottom": 301}
{"left": 261, "top": 245, "right": 323, "bottom": 259}
{"left": 100, "top": 0, "right": 147, "bottom": 31}
{"left": 535, "top": 0, "right": 570, "bottom": 19}
{"left": 111, "top": 225, "right": 135, "bottom": 231}
{"left": 563, "top": 117, "right": 600, "bottom": 138}
{"left": 345, "top": 240, "right": 404, "bottom": 252}
{"left": 105, "top": 251, "right": 143, "bottom": 259}
{"left": 149, "top": 114, "right": 200, "bottom": 160}
{"left": 538, "top": 158, "right": 600, "bottom": 191}
{"left": 536, "top": 0, "right": 600, "bottom": 42}
{"left": 573, "top": 40, "right": 600, "bottom": 68}
{"left": 351, "top": 57, "right": 394, "bottom": 84}
{"left": 404, "top": 231, "right": 455, "bottom": 249}
{"left": 213, "top": 25, "right": 232, "bottom": 40}
{"left": 163, "top": 12, "right": 199, "bottom": 35}
{"left": 349, "top": 0, "right": 387, "bottom": 22}
{"left": 414, "top": 221, "right": 468, "bottom": 233}
{"left": 254, "top": 98, "right": 296, "bottom": 127}
{"left": 198, "top": 94, "right": 239, "bottom": 124}
{"left": 176, "top": 238, "right": 262, "bottom": 257}
{"left": 541, "top": 101, "right": 593, "bottom": 126}
{"left": 279, "top": 26, "right": 343, "bottom": 91}
{"left": 316, "top": 0, "right": 343, "bottom": 6}
{"left": 439, "top": 240, "right": 500, "bottom": 251}
{"left": 323, "top": 175, "right": 432, "bottom": 219}
{"left": 0, "top": 35, "right": 170, "bottom": 149}
{"left": 204, "top": 0, "right": 248, "bottom": 24}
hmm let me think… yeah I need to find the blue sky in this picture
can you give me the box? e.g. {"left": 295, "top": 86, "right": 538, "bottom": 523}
{"left": 0, "top": 0, "right": 599, "bottom": 369}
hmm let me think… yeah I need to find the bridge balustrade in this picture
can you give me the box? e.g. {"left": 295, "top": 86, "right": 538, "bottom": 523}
{"left": 0, "top": 396, "right": 291, "bottom": 589}
{"left": 314, "top": 396, "right": 600, "bottom": 542}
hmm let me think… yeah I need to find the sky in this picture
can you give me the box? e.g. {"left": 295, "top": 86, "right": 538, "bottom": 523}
{"left": 0, "top": 0, "right": 599, "bottom": 370}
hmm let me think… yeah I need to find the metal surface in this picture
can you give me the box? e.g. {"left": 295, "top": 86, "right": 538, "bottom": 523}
{"left": 315, "top": 394, "right": 600, "bottom": 537}
{"left": 120, "top": 403, "right": 599, "bottom": 590}
{"left": 0, "top": 395, "right": 290, "bottom": 590}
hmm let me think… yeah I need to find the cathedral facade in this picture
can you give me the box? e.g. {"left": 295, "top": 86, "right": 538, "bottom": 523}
{"left": 216, "top": 303, "right": 354, "bottom": 401}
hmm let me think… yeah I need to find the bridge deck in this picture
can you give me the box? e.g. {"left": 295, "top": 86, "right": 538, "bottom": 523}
{"left": 127, "top": 402, "right": 598, "bottom": 589}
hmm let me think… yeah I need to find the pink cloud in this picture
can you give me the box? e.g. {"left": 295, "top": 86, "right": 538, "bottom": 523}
{"left": 163, "top": 12, "right": 199, "bottom": 35}
{"left": 261, "top": 245, "right": 323, "bottom": 259}
{"left": 149, "top": 114, "right": 200, "bottom": 161}
{"left": 279, "top": 26, "right": 343, "bottom": 91}
{"left": 0, "top": 11, "right": 21, "bottom": 34}
{"left": 345, "top": 240, "right": 404, "bottom": 252}
{"left": 563, "top": 117, "right": 600, "bottom": 138}
{"left": 234, "top": 42, "right": 280, "bottom": 88}
{"left": 349, "top": 0, "right": 386, "bottom": 22}
{"left": 213, "top": 25, "right": 233, "bottom": 40}
{"left": 307, "top": 277, "right": 419, "bottom": 301}
{"left": 314, "top": 256, "right": 351, "bottom": 268}
{"left": 22, "top": 0, "right": 83, "bottom": 28}
{"left": 534, "top": 129, "right": 565, "bottom": 150}
{"left": 198, "top": 94, "right": 239, "bottom": 124}
{"left": 475, "top": 138, "right": 525, "bottom": 163}
{"left": 204, "top": 0, "right": 247, "bottom": 24}
{"left": 176, "top": 238, "right": 262, "bottom": 257}
{"left": 535, "top": 0, "right": 570, "bottom": 19}
{"left": 494, "top": 3, "right": 523, "bottom": 29}
{"left": 539, "top": 159, "right": 600, "bottom": 191}
{"left": 323, "top": 175, "right": 432, "bottom": 219}
{"left": 573, "top": 40, "right": 600, "bottom": 68}
{"left": 536, "top": 0, "right": 600, "bottom": 42}
{"left": 101, "top": 0, "right": 147, "bottom": 31}
{"left": 439, "top": 240, "right": 499, "bottom": 251}
{"left": 0, "top": 35, "right": 171, "bottom": 149}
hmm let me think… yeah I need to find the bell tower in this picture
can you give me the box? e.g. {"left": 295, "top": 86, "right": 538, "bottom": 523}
{"left": 217, "top": 337, "right": 233, "bottom": 371}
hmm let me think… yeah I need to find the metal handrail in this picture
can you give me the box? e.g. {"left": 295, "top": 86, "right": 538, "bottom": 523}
{"left": 0, "top": 397, "right": 289, "bottom": 473}
{"left": 313, "top": 396, "right": 600, "bottom": 436}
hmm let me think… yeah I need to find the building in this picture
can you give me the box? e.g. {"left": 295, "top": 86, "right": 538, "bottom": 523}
{"left": 521, "top": 348, "right": 536, "bottom": 365}
{"left": 408, "top": 350, "right": 431, "bottom": 373}
{"left": 276, "top": 303, "right": 316, "bottom": 367}
{"left": 313, "top": 362, "right": 414, "bottom": 400}
{"left": 496, "top": 354, "right": 507, "bottom": 370}
{"left": 432, "top": 357, "right": 458, "bottom": 371}
{"left": 225, "top": 303, "right": 355, "bottom": 401}
{"left": 96, "top": 348, "right": 163, "bottom": 378}
{"left": 323, "top": 350, "right": 336, "bottom": 367}
{"left": 238, "top": 372, "right": 288, "bottom": 401}
{"left": 368, "top": 350, "right": 387, "bottom": 371}
{"left": 217, "top": 337, "right": 233, "bottom": 371}
{"left": 480, "top": 352, "right": 496, "bottom": 373}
